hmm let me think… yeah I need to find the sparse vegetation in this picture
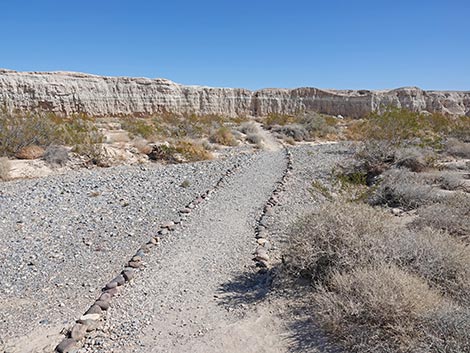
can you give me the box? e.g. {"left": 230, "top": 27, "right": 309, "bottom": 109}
{"left": 209, "top": 127, "right": 237, "bottom": 146}
{"left": 43, "top": 145, "right": 69, "bottom": 166}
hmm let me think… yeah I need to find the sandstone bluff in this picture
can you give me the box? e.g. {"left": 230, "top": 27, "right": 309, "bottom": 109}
{"left": 0, "top": 69, "right": 469, "bottom": 117}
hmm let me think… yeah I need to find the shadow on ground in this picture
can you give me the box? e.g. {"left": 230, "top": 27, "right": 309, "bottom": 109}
{"left": 217, "top": 267, "right": 344, "bottom": 353}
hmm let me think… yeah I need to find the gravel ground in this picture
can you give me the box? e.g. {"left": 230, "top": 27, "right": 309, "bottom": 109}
{"left": 0, "top": 141, "right": 350, "bottom": 353}
{"left": 0, "top": 150, "right": 253, "bottom": 353}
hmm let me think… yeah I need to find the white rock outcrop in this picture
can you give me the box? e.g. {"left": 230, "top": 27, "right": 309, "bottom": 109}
{"left": 0, "top": 69, "right": 469, "bottom": 117}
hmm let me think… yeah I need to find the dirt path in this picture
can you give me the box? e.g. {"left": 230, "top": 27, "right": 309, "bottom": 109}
{"left": 81, "top": 149, "right": 289, "bottom": 352}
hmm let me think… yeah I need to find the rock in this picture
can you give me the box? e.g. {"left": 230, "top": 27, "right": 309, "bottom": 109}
{"left": 103, "top": 287, "right": 119, "bottom": 296}
{"left": 112, "top": 274, "right": 125, "bottom": 286}
{"left": 55, "top": 338, "right": 78, "bottom": 353}
{"left": 98, "top": 292, "right": 111, "bottom": 302}
{"left": 128, "top": 261, "right": 142, "bottom": 268}
{"left": 131, "top": 255, "right": 142, "bottom": 262}
{"left": 77, "top": 319, "right": 100, "bottom": 332}
{"left": 70, "top": 323, "right": 88, "bottom": 340}
{"left": 79, "top": 313, "right": 100, "bottom": 321}
{"left": 85, "top": 304, "right": 102, "bottom": 315}
{"left": 161, "top": 221, "right": 174, "bottom": 229}
{"left": 15, "top": 145, "right": 46, "bottom": 160}
{"left": 140, "top": 244, "right": 151, "bottom": 253}
{"left": 158, "top": 228, "right": 169, "bottom": 236}
{"left": 257, "top": 238, "right": 267, "bottom": 245}
{"left": 105, "top": 281, "right": 117, "bottom": 289}
{"left": 95, "top": 300, "right": 110, "bottom": 310}
{"left": 256, "top": 230, "right": 268, "bottom": 239}
{"left": 123, "top": 269, "right": 135, "bottom": 281}
{"left": 391, "top": 208, "right": 402, "bottom": 216}
{"left": 148, "top": 238, "right": 158, "bottom": 245}
{"left": 180, "top": 208, "right": 191, "bottom": 214}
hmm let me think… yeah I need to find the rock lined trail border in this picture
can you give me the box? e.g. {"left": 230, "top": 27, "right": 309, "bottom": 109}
{"left": 55, "top": 161, "right": 243, "bottom": 353}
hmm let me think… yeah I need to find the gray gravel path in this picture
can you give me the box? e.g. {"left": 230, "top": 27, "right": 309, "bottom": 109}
{"left": 0, "top": 151, "right": 252, "bottom": 353}
{"left": 81, "top": 149, "right": 288, "bottom": 353}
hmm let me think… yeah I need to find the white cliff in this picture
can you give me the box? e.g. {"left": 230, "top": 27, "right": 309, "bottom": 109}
{"left": 0, "top": 69, "right": 468, "bottom": 117}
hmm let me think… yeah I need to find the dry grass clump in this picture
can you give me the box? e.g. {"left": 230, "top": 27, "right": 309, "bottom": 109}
{"left": 209, "top": 127, "right": 237, "bottom": 146}
{"left": 238, "top": 121, "right": 259, "bottom": 135}
{"left": 369, "top": 169, "right": 441, "bottom": 210}
{"left": 313, "top": 265, "right": 444, "bottom": 352}
{"left": 120, "top": 118, "right": 156, "bottom": 139}
{"left": 411, "top": 193, "right": 470, "bottom": 239}
{"left": 245, "top": 133, "right": 263, "bottom": 145}
{"left": 281, "top": 201, "right": 470, "bottom": 352}
{"left": 174, "top": 140, "right": 213, "bottom": 162}
{"left": 43, "top": 145, "right": 69, "bottom": 166}
{"left": 0, "top": 157, "right": 11, "bottom": 180}
{"left": 264, "top": 111, "right": 340, "bottom": 141}
{"left": 445, "top": 138, "right": 470, "bottom": 158}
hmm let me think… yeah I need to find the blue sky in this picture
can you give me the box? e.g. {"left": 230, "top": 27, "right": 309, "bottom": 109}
{"left": 0, "top": 0, "right": 468, "bottom": 90}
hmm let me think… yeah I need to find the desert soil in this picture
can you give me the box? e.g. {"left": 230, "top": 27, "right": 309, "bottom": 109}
{"left": 0, "top": 138, "right": 349, "bottom": 353}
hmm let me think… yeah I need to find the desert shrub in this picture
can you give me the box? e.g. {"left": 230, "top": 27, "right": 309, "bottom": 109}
{"left": 0, "top": 157, "right": 10, "bottom": 180}
{"left": 0, "top": 110, "right": 104, "bottom": 159}
{"left": 421, "top": 306, "right": 470, "bottom": 352}
{"left": 238, "top": 121, "right": 259, "bottom": 134}
{"left": 15, "top": 145, "right": 45, "bottom": 159}
{"left": 313, "top": 265, "right": 444, "bottom": 352}
{"left": 282, "top": 201, "right": 392, "bottom": 284}
{"left": 386, "top": 227, "right": 470, "bottom": 304}
{"left": 298, "top": 112, "right": 339, "bottom": 138}
{"left": 175, "top": 140, "right": 212, "bottom": 162}
{"left": 246, "top": 132, "right": 262, "bottom": 145}
{"left": 445, "top": 138, "right": 470, "bottom": 158}
{"left": 394, "top": 146, "right": 436, "bottom": 172}
{"left": 272, "top": 124, "right": 309, "bottom": 141}
{"left": 435, "top": 171, "right": 466, "bottom": 191}
{"left": 264, "top": 113, "right": 295, "bottom": 126}
{"left": 121, "top": 119, "right": 156, "bottom": 139}
{"left": 209, "top": 127, "right": 237, "bottom": 146}
{"left": 147, "top": 144, "right": 179, "bottom": 163}
{"left": 43, "top": 145, "right": 69, "bottom": 166}
{"left": 283, "top": 136, "right": 296, "bottom": 145}
{"left": 369, "top": 168, "right": 442, "bottom": 210}
{"left": 411, "top": 193, "right": 470, "bottom": 239}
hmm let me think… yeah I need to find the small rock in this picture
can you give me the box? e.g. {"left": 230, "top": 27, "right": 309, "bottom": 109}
{"left": 105, "top": 281, "right": 117, "bottom": 289}
{"left": 98, "top": 293, "right": 111, "bottom": 302}
{"left": 128, "top": 261, "right": 142, "bottom": 268}
{"left": 161, "top": 221, "right": 174, "bottom": 229}
{"left": 112, "top": 274, "right": 125, "bottom": 286}
{"left": 79, "top": 313, "right": 100, "bottom": 321}
{"left": 391, "top": 208, "right": 402, "bottom": 216}
{"left": 131, "top": 255, "right": 142, "bottom": 262}
{"left": 85, "top": 304, "right": 102, "bottom": 315}
{"left": 70, "top": 323, "right": 88, "bottom": 340}
{"left": 103, "top": 287, "right": 119, "bottom": 296}
{"left": 257, "top": 238, "right": 267, "bottom": 245}
{"left": 122, "top": 270, "right": 135, "bottom": 281}
{"left": 158, "top": 228, "right": 169, "bottom": 236}
{"left": 56, "top": 338, "right": 78, "bottom": 353}
{"left": 180, "top": 208, "right": 191, "bottom": 214}
{"left": 148, "top": 238, "right": 158, "bottom": 245}
{"left": 95, "top": 300, "right": 110, "bottom": 310}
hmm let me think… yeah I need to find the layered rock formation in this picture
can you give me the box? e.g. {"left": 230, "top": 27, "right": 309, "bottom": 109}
{"left": 0, "top": 69, "right": 469, "bottom": 117}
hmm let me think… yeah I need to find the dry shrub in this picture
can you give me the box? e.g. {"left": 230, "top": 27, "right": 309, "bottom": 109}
{"left": 238, "top": 121, "right": 259, "bottom": 134}
{"left": 15, "top": 145, "right": 45, "bottom": 159}
{"left": 246, "top": 133, "right": 262, "bottom": 145}
{"left": 209, "top": 127, "right": 237, "bottom": 146}
{"left": 435, "top": 171, "right": 466, "bottom": 191}
{"left": 394, "top": 146, "right": 436, "bottom": 172}
{"left": 445, "top": 138, "right": 470, "bottom": 158}
{"left": 175, "top": 140, "right": 212, "bottom": 162}
{"left": 313, "top": 265, "right": 444, "bottom": 352}
{"left": 386, "top": 227, "right": 470, "bottom": 304}
{"left": 272, "top": 124, "right": 309, "bottom": 141}
{"left": 411, "top": 193, "right": 470, "bottom": 239}
{"left": 43, "top": 145, "right": 69, "bottom": 166}
{"left": 283, "top": 202, "right": 391, "bottom": 284}
{"left": 0, "top": 157, "right": 10, "bottom": 180}
{"left": 369, "top": 168, "right": 441, "bottom": 210}
{"left": 120, "top": 118, "right": 156, "bottom": 139}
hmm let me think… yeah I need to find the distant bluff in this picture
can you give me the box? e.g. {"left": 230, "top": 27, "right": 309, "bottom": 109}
{"left": 0, "top": 69, "right": 469, "bottom": 117}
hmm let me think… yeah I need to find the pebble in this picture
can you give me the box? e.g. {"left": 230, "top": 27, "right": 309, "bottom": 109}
{"left": 70, "top": 323, "right": 88, "bottom": 340}
{"left": 128, "top": 261, "right": 142, "bottom": 268}
{"left": 56, "top": 338, "right": 78, "bottom": 353}
{"left": 95, "top": 300, "right": 110, "bottom": 310}
{"left": 79, "top": 313, "right": 101, "bottom": 321}
{"left": 122, "top": 270, "right": 135, "bottom": 281}
{"left": 98, "top": 292, "right": 111, "bottom": 302}
{"left": 105, "top": 281, "right": 118, "bottom": 289}
{"left": 161, "top": 221, "right": 174, "bottom": 229}
{"left": 158, "top": 228, "right": 169, "bottom": 236}
{"left": 85, "top": 304, "right": 102, "bottom": 315}
{"left": 112, "top": 274, "right": 125, "bottom": 286}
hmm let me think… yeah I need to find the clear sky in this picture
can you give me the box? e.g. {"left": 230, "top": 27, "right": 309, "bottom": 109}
{"left": 1, "top": 0, "right": 468, "bottom": 90}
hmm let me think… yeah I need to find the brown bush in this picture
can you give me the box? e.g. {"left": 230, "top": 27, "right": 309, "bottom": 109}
{"left": 313, "top": 265, "right": 444, "bottom": 352}
{"left": 411, "top": 193, "right": 470, "bottom": 239}
{"left": 15, "top": 145, "right": 45, "bottom": 159}
{"left": 209, "top": 127, "right": 237, "bottom": 146}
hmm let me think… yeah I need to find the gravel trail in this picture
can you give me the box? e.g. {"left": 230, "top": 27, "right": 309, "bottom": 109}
{"left": 0, "top": 151, "right": 253, "bottom": 353}
{"left": 82, "top": 149, "right": 288, "bottom": 353}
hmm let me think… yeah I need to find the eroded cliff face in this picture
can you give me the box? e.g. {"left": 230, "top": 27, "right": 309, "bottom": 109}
{"left": 0, "top": 69, "right": 469, "bottom": 117}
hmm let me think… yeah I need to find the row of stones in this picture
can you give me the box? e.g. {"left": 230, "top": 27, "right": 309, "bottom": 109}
{"left": 55, "top": 161, "right": 243, "bottom": 353}
{"left": 253, "top": 147, "right": 292, "bottom": 271}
